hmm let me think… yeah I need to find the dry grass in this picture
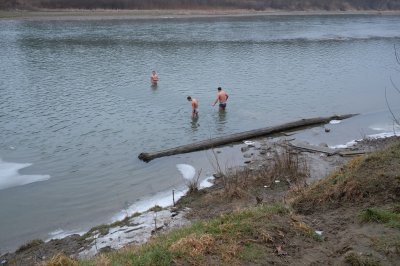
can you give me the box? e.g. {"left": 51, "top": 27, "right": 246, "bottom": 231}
{"left": 291, "top": 141, "right": 400, "bottom": 214}
{"left": 92, "top": 254, "right": 111, "bottom": 266}
{"left": 268, "top": 146, "right": 309, "bottom": 188}
{"left": 209, "top": 145, "right": 309, "bottom": 201}
{"left": 223, "top": 167, "right": 253, "bottom": 199}
{"left": 42, "top": 253, "right": 78, "bottom": 266}
{"left": 169, "top": 233, "right": 215, "bottom": 257}
{"left": 185, "top": 169, "right": 202, "bottom": 195}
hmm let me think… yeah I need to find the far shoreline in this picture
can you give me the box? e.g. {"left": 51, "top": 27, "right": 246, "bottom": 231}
{"left": 1, "top": 9, "right": 400, "bottom": 20}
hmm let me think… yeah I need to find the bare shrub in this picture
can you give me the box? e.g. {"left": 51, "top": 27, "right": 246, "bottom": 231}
{"left": 207, "top": 143, "right": 309, "bottom": 200}
{"left": 185, "top": 168, "right": 202, "bottom": 194}
{"left": 268, "top": 145, "right": 309, "bottom": 188}
{"left": 223, "top": 166, "right": 252, "bottom": 198}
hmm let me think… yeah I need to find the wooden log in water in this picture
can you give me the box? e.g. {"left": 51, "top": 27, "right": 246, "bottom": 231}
{"left": 138, "top": 114, "right": 357, "bottom": 162}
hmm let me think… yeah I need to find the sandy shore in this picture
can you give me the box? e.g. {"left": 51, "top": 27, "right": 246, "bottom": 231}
{"left": 1, "top": 9, "right": 400, "bottom": 20}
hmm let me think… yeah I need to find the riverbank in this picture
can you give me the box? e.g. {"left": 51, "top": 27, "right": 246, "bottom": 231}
{"left": 1, "top": 119, "right": 399, "bottom": 265}
{"left": 1, "top": 9, "right": 400, "bottom": 20}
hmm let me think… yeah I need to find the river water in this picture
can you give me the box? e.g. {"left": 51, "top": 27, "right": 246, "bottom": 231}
{"left": 1, "top": 14, "right": 400, "bottom": 252}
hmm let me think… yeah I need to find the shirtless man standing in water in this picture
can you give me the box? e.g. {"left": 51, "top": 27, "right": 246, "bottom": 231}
{"left": 150, "top": 70, "right": 159, "bottom": 85}
{"left": 187, "top": 96, "right": 198, "bottom": 118}
{"left": 212, "top": 87, "right": 229, "bottom": 110}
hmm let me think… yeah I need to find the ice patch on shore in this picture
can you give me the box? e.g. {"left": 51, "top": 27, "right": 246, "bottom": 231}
{"left": 111, "top": 165, "right": 214, "bottom": 223}
{"left": 112, "top": 189, "right": 186, "bottom": 222}
{"left": 329, "top": 131, "right": 400, "bottom": 149}
{"left": 370, "top": 124, "right": 400, "bottom": 132}
{"left": 329, "top": 120, "right": 342, "bottom": 124}
{"left": 329, "top": 140, "right": 357, "bottom": 149}
{"left": 200, "top": 176, "right": 214, "bottom": 188}
{"left": 367, "top": 132, "right": 400, "bottom": 139}
{"left": 176, "top": 164, "right": 196, "bottom": 180}
{"left": 0, "top": 159, "right": 50, "bottom": 190}
{"left": 80, "top": 208, "right": 191, "bottom": 258}
{"left": 46, "top": 229, "right": 85, "bottom": 241}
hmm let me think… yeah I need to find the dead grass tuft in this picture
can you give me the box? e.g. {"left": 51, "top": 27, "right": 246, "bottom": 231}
{"left": 93, "top": 253, "right": 111, "bottom": 266}
{"left": 220, "top": 241, "right": 242, "bottom": 262}
{"left": 42, "top": 253, "right": 78, "bottom": 266}
{"left": 169, "top": 233, "right": 215, "bottom": 257}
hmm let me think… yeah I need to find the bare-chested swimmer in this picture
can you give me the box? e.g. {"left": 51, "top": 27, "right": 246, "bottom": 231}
{"left": 187, "top": 96, "right": 198, "bottom": 118}
{"left": 150, "top": 70, "right": 159, "bottom": 85}
{"left": 212, "top": 87, "right": 229, "bottom": 110}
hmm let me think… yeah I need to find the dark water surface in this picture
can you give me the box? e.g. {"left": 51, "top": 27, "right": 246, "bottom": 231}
{"left": 1, "top": 14, "right": 400, "bottom": 252}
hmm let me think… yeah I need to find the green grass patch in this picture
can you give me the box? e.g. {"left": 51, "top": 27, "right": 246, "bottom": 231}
{"left": 359, "top": 207, "right": 400, "bottom": 229}
{"left": 82, "top": 203, "right": 289, "bottom": 265}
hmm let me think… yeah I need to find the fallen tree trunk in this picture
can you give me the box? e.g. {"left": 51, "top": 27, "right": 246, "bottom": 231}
{"left": 138, "top": 114, "right": 356, "bottom": 162}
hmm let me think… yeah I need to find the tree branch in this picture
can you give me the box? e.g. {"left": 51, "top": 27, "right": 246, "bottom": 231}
{"left": 385, "top": 86, "right": 400, "bottom": 126}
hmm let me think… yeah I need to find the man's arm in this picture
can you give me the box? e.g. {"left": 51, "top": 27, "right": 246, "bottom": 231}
{"left": 212, "top": 99, "right": 218, "bottom": 106}
{"left": 212, "top": 95, "right": 219, "bottom": 106}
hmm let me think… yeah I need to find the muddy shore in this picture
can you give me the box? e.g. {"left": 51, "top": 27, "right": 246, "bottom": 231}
{"left": 1, "top": 119, "right": 399, "bottom": 265}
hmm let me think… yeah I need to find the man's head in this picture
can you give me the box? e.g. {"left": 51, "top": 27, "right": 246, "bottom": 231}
{"left": 187, "top": 96, "right": 192, "bottom": 101}
{"left": 217, "top": 87, "right": 222, "bottom": 91}
{"left": 152, "top": 70, "right": 156, "bottom": 75}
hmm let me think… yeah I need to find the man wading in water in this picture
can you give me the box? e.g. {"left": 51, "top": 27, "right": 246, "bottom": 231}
{"left": 187, "top": 96, "right": 198, "bottom": 118}
{"left": 212, "top": 87, "right": 229, "bottom": 110}
{"left": 150, "top": 70, "right": 159, "bottom": 85}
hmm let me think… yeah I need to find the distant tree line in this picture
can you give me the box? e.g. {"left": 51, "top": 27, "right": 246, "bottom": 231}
{"left": 2, "top": 0, "right": 400, "bottom": 11}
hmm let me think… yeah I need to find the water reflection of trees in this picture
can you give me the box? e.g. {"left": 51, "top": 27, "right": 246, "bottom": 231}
{"left": 3, "top": 0, "right": 400, "bottom": 11}
{"left": 216, "top": 109, "right": 227, "bottom": 133}
{"left": 385, "top": 44, "right": 400, "bottom": 127}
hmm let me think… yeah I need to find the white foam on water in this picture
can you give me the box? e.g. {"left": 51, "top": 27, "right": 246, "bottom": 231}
{"left": 329, "top": 120, "right": 342, "bottom": 124}
{"left": 0, "top": 159, "right": 50, "bottom": 190}
{"left": 176, "top": 163, "right": 196, "bottom": 180}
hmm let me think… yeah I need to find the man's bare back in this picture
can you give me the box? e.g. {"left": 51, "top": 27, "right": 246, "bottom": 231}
{"left": 187, "top": 96, "right": 198, "bottom": 118}
{"left": 213, "top": 87, "right": 229, "bottom": 110}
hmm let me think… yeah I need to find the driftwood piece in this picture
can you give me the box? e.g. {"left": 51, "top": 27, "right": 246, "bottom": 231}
{"left": 338, "top": 150, "right": 366, "bottom": 157}
{"left": 289, "top": 142, "right": 337, "bottom": 156}
{"left": 138, "top": 114, "right": 357, "bottom": 162}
